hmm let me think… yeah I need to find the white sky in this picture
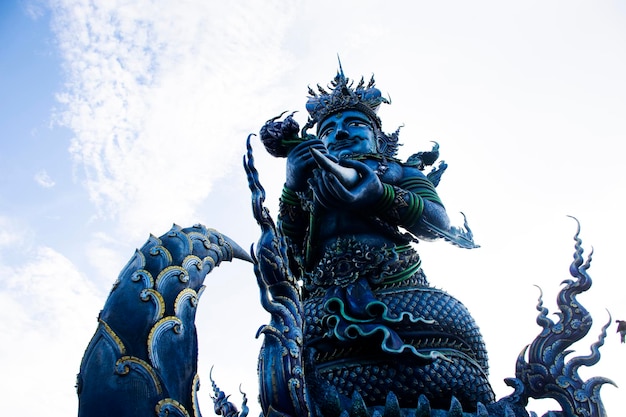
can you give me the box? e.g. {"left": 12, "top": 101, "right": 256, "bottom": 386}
{"left": 1, "top": 1, "right": 625, "bottom": 416}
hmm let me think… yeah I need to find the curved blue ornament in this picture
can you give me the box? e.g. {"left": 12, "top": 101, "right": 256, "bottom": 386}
{"left": 509, "top": 217, "right": 616, "bottom": 417}
{"left": 77, "top": 224, "right": 251, "bottom": 417}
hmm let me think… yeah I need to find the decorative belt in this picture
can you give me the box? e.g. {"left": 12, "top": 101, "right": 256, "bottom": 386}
{"left": 304, "top": 238, "right": 426, "bottom": 296}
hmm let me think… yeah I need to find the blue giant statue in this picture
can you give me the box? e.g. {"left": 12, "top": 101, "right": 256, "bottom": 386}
{"left": 77, "top": 64, "right": 615, "bottom": 417}
{"left": 260, "top": 67, "right": 491, "bottom": 412}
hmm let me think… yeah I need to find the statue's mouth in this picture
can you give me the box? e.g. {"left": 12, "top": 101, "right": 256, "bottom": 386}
{"left": 330, "top": 140, "right": 356, "bottom": 150}
{"left": 327, "top": 138, "right": 366, "bottom": 153}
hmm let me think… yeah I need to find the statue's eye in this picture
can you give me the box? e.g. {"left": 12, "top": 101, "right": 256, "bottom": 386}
{"left": 349, "top": 120, "right": 369, "bottom": 128}
{"left": 319, "top": 128, "right": 333, "bottom": 139}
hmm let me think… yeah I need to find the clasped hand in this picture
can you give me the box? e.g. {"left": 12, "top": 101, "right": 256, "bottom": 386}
{"left": 285, "top": 140, "right": 384, "bottom": 209}
{"left": 310, "top": 158, "right": 383, "bottom": 210}
{"left": 285, "top": 139, "right": 328, "bottom": 191}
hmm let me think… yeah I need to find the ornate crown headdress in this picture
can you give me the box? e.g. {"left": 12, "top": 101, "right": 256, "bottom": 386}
{"left": 303, "top": 61, "right": 390, "bottom": 132}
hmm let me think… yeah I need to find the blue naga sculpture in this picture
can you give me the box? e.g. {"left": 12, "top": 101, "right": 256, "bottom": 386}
{"left": 77, "top": 65, "right": 614, "bottom": 417}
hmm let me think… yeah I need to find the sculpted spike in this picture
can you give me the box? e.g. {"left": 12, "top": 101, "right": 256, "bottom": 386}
{"left": 383, "top": 392, "right": 401, "bottom": 417}
{"left": 476, "top": 403, "right": 489, "bottom": 417}
{"left": 337, "top": 54, "right": 345, "bottom": 78}
{"left": 217, "top": 232, "right": 253, "bottom": 263}
{"left": 415, "top": 395, "right": 431, "bottom": 417}
{"left": 448, "top": 397, "right": 463, "bottom": 417}
{"left": 356, "top": 76, "right": 365, "bottom": 90}
{"left": 349, "top": 391, "right": 369, "bottom": 417}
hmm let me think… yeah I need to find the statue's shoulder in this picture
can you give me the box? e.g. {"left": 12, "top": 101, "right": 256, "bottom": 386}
{"left": 399, "top": 162, "right": 428, "bottom": 178}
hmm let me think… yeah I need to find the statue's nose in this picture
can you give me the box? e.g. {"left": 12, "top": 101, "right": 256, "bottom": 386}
{"left": 335, "top": 128, "right": 349, "bottom": 140}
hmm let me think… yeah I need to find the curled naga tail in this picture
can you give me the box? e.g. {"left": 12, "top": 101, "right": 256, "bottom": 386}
{"left": 77, "top": 224, "right": 251, "bottom": 417}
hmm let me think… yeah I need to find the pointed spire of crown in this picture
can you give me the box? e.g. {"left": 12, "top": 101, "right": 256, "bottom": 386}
{"left": 305, "top": 58, "right": 389, "bottom": 130}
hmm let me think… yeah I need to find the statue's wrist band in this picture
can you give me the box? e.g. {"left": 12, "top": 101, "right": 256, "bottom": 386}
{"left": 281, "top": 186, "right": 300, "bottom": 206}
{"left": 399, "top": 191, "right": 424, "bottom": 228}
{"left": 373, "top": 183, "right": 395, "bottom": 212}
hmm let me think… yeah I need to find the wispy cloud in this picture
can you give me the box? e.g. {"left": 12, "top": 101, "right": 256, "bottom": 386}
{"left": 0, "top": 217, "right": 23, "bottom": 248}
{"left": 50, "top": 0, "right": 298, "bottom": 240}
{"left": 0, "top": 217, "right": 36, "bottom": 259}
{"left": 0, "top": 245, "right": 105, "bottom": 416}
{"left": 34, "top": 170, "right": 56, "bottom": 188}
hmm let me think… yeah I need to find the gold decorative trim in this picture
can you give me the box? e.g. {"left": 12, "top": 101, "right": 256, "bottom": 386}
{"left": 155, "top": 398, "right": 190, "bottom": 417}
{"left": 115, "top": 355, "right": 163, "bottom": 395}
{"left": 99, "top": 319, "right": 126, "bottom": 354}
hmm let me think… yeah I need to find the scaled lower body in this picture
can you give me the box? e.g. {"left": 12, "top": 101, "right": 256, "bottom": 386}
{"left": 303, "top": 269, "right": 495, "bottom": 411}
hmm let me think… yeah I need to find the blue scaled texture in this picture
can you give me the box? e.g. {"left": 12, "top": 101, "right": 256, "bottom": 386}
{"left": 77, "top": 224, "right": 251, "bottom": 417}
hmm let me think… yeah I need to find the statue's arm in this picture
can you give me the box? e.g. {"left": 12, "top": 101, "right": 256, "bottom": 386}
{"left": 278, "top": 139, "right": 327, "bottom": 251}
{"left": 375, "top": 166, "right": 451, "bottom": 241}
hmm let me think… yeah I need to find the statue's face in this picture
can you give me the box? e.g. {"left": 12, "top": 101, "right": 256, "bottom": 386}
{"left": 318, "top": 110, "right": 377, "bottom": 158}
